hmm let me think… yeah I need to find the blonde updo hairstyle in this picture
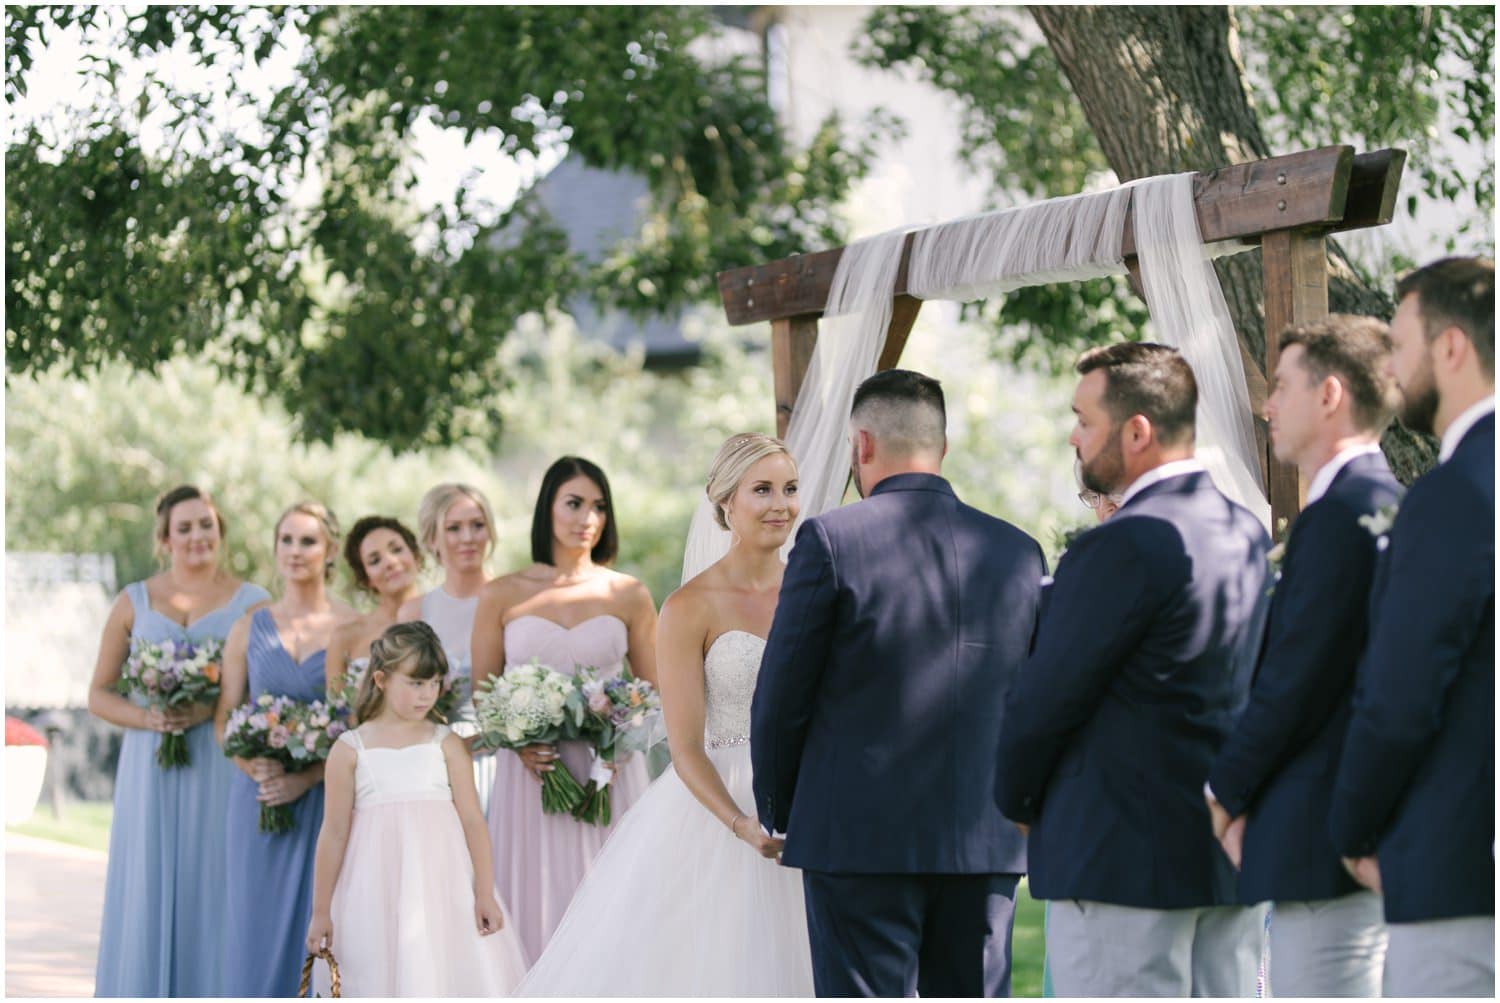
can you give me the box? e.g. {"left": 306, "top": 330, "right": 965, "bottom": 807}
{"left": 272, "top": 500, "right": 342, "bottom": 584}
{"left": 706, "top": 433, "right": 795, "bottom": 531}
{"left": 416, "top": 483, "right": 497, "bottom": 566}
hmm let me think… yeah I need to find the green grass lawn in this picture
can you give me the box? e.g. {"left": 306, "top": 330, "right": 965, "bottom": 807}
{"left": 6, "top": 798, "right": 1051, "bottom": 993}
{"left": 8, "top": 798, "right": 113, "bottom": 853}
{"left": 1013, "top": 878, "right": 1046, "bottom": 996}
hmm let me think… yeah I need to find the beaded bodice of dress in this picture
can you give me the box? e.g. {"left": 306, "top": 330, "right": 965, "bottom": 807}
{"left": 702, "top": 631, "right": 765, "bottom": 750}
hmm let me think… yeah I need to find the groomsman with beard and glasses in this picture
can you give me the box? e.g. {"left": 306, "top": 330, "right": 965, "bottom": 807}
{"left": 994, "top": 342, "right": 1271, "bottom": 996}
{"left": 1328, "top": 256, "right": 1495, "bottom": 997}
{"left": 752, "top": 369, "right": 1046, "bottom": 998}
{"left": 1205, "top": 315, "right": 1403, "bottom": 996}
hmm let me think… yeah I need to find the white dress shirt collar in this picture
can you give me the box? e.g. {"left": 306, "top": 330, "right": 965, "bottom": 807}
{"left": 1118, "top": 458, "right": 1207, "bottom": 509}
{"left": 1305, "top": 442, "right": 1384, "bottom": 505}
{"left": 1439, "top": 395, "right": 1495, "bottom": 463}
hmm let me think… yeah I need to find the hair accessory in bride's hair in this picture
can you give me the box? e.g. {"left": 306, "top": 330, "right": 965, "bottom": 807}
{"left": 704, "top": 433, "right": 794, "bottom": 532}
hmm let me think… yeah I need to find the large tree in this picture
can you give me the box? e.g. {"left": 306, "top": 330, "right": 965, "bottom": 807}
{"left": 860, "top": 4, "right": 1494, "bottom": 481}
{"left": 6, "top": 6, "right": 881, "bottom": 449}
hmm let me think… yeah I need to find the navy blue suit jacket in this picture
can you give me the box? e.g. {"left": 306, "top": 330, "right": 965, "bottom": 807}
{"left": 994, "top": 470, "right": 1270, "bottom": 909}
{"left": 1330, "top": 413, "right": 1495, "bottom": 923}
{"left": 750, "top": 473, "right": 1045, "bottom": 874}
{"left": 1209, "top": 451, "right": 1403, "bottom": 904}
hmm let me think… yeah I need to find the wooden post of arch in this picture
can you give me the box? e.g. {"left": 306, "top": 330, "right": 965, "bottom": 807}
{"left": 718, "top": 145, "right": 1406, "bottom": 529}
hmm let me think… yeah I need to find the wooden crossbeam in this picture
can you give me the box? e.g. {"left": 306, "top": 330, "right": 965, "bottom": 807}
{"left": 717, "top": 146, "right": 1403, "bottom": 326}
{"left": 718, "top": 145, "right": 1405, "bottom": 528}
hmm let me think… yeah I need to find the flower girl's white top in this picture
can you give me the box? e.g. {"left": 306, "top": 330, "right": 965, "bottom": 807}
{"left": 702, "top": 630, "right": 764, "bottom": 750}
{"left": 339, "top": 725, "right": 453, "bottom": 807}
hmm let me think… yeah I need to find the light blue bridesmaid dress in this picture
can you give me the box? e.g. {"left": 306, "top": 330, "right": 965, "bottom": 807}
{"left": 94, "top": 579, "right": 270, "bottom": 998}
{"left": 222, "top": 608, "right": 329, "bottom": 997}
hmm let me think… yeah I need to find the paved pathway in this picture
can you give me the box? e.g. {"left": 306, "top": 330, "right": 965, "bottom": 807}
{"left": 5, "top": 832, "right": 104, "bottom": 998}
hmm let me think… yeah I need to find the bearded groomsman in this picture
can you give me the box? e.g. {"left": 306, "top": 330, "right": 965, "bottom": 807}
{"left": 1329, "top": 257, "right": 1495, "bottom": 997}
{"left": 1206, "top": 316, "right": 1403, "bottom": 995}
{"left": 995, "top": 343, "right": 1270, "bottom": 996}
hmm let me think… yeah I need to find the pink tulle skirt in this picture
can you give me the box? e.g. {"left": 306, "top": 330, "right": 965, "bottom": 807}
{"left": 329, "top": 798, "right": 530, "bottom": 996}
{"left": 487, "top": 739, "right": 651, "bottom": 961}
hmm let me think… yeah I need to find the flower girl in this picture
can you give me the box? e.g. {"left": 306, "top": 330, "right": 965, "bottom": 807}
{"left": 306, "top": 622, "right": 528, "bottom": 996}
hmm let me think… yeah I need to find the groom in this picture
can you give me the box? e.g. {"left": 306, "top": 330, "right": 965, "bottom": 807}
{"left": 751, "top": 369, "right": 1046, "bottom": 997}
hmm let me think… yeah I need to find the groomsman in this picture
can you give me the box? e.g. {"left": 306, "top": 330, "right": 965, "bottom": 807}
{"left": 994, "top": 343, "right": 1270, "bottom": 996}
{"left": 1206, "top": 316, "right": 1403, "bottom": 995}
{"left": 1329, "top": 256, "right": 1495, "bottom": 997}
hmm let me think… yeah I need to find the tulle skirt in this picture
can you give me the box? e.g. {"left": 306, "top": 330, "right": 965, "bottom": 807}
{"left": 329, "top": 798, "right": 529, "bottom": 997}
{"left": 517, "top": 744, "right": 814, "bottom": 996}
{"left": 488, "top": 738, "right": 651, "bottom": 960}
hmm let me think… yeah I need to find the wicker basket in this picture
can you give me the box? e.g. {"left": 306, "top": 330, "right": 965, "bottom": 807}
{"left": 299, "top": 947, "right": 341, "bottom": 998}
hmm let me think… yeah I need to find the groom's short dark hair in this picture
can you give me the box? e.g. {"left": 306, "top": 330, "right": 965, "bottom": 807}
{"left": 1076, "top": 342, "right": 1197, "bottom": 447}
{"left": 851, "top": 369, "right": 946, "bottom": 455}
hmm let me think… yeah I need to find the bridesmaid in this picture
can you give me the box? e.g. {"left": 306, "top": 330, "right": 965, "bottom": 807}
{"left": 398, "top": 484, "right": 497, "bottom": 806}
{"left": 326, "top": 515, "right": 423, "bottom": 706}
{"left": 216, "top": 501, "right": 354, "bottom": 997}
{"left": 89, "top": 485, "right": 269, "bottom": 997}
{"left": 471, "top": 456, "right": 659, "bottom": 961}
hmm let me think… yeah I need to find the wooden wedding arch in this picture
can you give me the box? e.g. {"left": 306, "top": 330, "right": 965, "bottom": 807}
{"left": 714, "top": 145, "right": 1406, "bottom": 529}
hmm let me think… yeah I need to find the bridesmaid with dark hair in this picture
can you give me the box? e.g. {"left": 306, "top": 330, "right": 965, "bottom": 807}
{"left": 326, "top": 515, "right": 424, "bottom": 709}
{"left": 216, "top": 501, "right": 355, "bottom": 997}
{"left": 471, "top": 456, "right": 659, "bottom": 961}
{"left": 89, "top": 485, "right": 270, "bottom": 997}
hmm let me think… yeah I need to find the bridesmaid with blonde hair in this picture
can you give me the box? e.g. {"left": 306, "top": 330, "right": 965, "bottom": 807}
{"left": 217, "top": 501, "right": 356, "bottom": 997}
{"left": 399, "top": 483, "right": 498, "bottom": 804}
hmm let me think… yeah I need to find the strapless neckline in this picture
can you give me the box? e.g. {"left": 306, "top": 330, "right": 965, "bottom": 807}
{"left": 706, "top": 629, "right": 766, "bottom": 658}
{"left": 505, "top": 613, "right": 627, "bottom": 634}
{"left": 701, "top": 630, "right": 766, "bottom": 750}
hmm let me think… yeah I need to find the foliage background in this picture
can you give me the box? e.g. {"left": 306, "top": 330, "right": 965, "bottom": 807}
{"left": 5, "top": 4, "right": 1491, "bottom": 667}
{"left": 6, "top": 306, "right": 1083, "bottom": 608}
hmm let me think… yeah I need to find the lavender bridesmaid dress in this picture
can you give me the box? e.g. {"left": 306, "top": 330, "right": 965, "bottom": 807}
{"left": 487, "top": 614, "right": 651, "bottom": 962}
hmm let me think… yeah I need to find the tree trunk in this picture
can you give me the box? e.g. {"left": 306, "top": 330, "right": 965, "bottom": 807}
{"left": 1030, "top": 5, "right": 1435, "bottom": 482}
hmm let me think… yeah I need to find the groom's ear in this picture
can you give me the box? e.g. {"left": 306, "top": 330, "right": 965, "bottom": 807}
{"left": 855, "top": 428, "right": 876, "bottom": 464}
{"left": 1122, "top": 414, "right": 1153, "bottom": 454}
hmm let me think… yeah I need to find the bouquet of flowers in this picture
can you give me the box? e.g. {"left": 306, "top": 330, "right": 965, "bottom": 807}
{"left": 473, "top": 660, "right": 587, "bottom": 814}
{"left": 434, "top": 667, "right": 468, "bottom": 723}
{"left": 115, "top": 637, "right": 224, "bottom": 768}
{"left": 222, "top": 694, "right": 349, "bottom": 833}
{"left": 570, "top": 667, "right": 664, "bottom": 826}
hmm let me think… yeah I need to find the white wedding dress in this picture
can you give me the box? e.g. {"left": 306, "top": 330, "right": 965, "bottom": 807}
{"left": 516, "top": 630, "right": 814, "bottom": 996}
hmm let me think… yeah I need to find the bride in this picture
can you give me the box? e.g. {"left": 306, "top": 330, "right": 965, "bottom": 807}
{"left": 517, "top": 433, "right": 814, "bottom": 996}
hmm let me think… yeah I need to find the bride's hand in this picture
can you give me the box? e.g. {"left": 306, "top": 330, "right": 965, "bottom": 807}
{"left": 517, "top": 743, "right": 557, "bottom": 781}
{"left": 731, "top": 814, "right": 785, "bottom": 861}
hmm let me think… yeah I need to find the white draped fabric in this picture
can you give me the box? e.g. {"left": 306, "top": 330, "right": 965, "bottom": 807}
{"left": 1131, "top": 175, "right": 1268, "bottom": 526}
{"left": 681, "top": 174, "right": 1270, "bottom": 585}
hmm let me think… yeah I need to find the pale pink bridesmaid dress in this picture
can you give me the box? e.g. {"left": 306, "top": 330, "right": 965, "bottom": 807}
{"left": 487, "top": 614, "right": 652, "bottom": 962}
